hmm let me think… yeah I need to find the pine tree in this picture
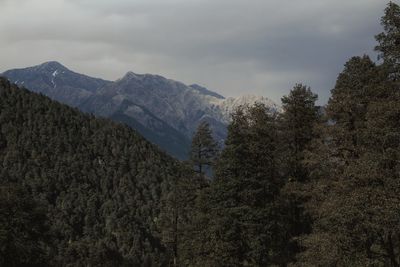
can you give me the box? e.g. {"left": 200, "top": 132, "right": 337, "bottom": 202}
{"left": 326, "top": 55, "right": 382, "bottom": 164}
{"left": 157, "top": 163, "right": 206, "bottom": 266}
{"left": 193, "top": 104, "right": 287, "bottom": 266}
{"left": 296, "top": 54, "right": 400, "bottom": 266}
{"left": 190, "top": 121, "right": 218, "bottom": 176}
{"left": 375, "top": 1, "right": 400, "bottom": 79}
{"left": 279, "top": 84, "right": 319, "bottom": 263}
{"left": 190, "top": 108, "right": 250, "bottom": 266}
{"left": 280, "top": 84, "right": 319, "bottom": 183}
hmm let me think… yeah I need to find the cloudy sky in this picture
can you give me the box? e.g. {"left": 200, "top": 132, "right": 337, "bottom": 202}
{"left": 0, "top": 0, "right": 387, "bottom": 103}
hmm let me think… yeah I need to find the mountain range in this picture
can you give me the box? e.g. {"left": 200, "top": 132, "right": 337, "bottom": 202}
{"left": 2, "top": 61, "right": 279, "bottom": 159}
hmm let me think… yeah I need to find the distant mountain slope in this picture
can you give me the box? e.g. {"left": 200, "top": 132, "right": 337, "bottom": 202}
{"left": 108, "top": 99, "right": 191, "bottom": 159}
{"left": 0, "top": 77, "right": 185, "bottom": 265}
{"left": 2, "top": 61, "right": 280, "bottom": 159}
{"left": 82, "top": 71, "right": 227, "bottom": 141}
{"left": 3, "top": 62, "right": 191, "bottom": 159}
{"left": 3, "top": 61, "right": 111, "bottom": 107}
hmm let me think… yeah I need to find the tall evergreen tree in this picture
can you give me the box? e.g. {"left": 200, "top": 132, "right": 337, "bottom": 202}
{"left": 279, "top": 84, "right": 319, "bottom": 263}
{"left": 190, "top": 121, "right": 218, "bottom": 176}
{"left": 326, "top": 55, "right": 383, "bottom": 164}
{"left": 157, "top": 163, "right": 206, "bottom": 267}
{"left": 280, "top": 84, "right": 319, "bottom": 183}
{"left": 192, "top": 104, "right": 287, "bottom": 266}
{"left": 375, "top": 1, "right": 400, "bottom": 79}
{"left": 296, "top": 53, "right": 400, "bottom": 266}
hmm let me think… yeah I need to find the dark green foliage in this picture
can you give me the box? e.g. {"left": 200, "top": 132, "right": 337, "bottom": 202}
{"left": 0, "top": 184, "right": 49, "bottom": 267}
{"left": 326, "top": 56, "right": 384, "bottom": 164}
{"left": 0, "top": 78, "right": 187, "bottom": 266}
{"left": 294, "top": 56, "right": 381, "bottom": 265}
{"left": 375, "top": 1, "right": 400, "bottom": 79}
{"left": 296, "top": 57, "right": 400, "bottom": 266}
{"left": 192, "top": 104, "right": 288, "bottom": 266}
{"left": 157, "top": 163, "right": 206, "bottom": 267}
{"left": 190, "top": 121, "right": 218, "bottom": 175}
{"left": 279, "top": 84, "right": 319, "bottom": 263}
{"left": 280, "top": 84, "right": 319, "bottom": 183}
{"left": 292, "top": 4, "right": 400, "bottom": 265}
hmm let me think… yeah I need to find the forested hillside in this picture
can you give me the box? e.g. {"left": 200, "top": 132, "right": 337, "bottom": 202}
{"left": 0, "top": 78, "right": 201, "bottom": 266}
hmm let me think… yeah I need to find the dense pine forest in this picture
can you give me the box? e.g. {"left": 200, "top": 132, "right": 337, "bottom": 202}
{"left": 1, "top": 2, "right": 400, "bottom": 267}
{"left": 0, "top": 77, "right": 208, "bottom": 266}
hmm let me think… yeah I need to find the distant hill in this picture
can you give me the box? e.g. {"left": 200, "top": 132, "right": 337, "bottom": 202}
{"left": 2, "top": 62, "right": 280, "bottom": 159}
{"left": 0, "top": 77, "right": 185, "bottom": 265}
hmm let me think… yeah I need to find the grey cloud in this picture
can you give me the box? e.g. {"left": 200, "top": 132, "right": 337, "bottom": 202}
{"left": 0, "top": 0, "right": 387, "bottom": 103}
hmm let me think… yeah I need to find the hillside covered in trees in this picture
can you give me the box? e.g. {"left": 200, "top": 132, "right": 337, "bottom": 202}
{"left": 0, "top": 77, "right": 205, "bottom": 266}
{"left": 1, "top": 2, "right": 400, "bottom": 267}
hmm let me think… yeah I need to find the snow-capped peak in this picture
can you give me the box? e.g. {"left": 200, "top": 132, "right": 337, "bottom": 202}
{"left": 207, "top": 94, "right": 280, "bottom": 123}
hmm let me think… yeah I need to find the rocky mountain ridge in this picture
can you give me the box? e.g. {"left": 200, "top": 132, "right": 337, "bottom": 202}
{"left": 2, "top": 61, "right": 280, "bottom": 159}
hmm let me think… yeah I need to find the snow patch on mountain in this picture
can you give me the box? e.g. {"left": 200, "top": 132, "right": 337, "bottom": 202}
{"left": 51, "top": 70, "right": 59, "bottom": 88}
{"left": 195, "top": 92, "right": 281, "bottom": 124}
{"left": 217, "top": 95, "right": 281, "bottom": 123}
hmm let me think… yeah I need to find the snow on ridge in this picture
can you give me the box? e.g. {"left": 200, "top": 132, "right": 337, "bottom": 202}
{"left": 201, "top": 94, "right": 281, "bottom": 124}
{"left": 51, "top": 70, "right": 58, "bottom": 88}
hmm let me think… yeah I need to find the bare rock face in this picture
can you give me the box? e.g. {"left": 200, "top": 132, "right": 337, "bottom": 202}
{"left": 2, "top": 61, "right": 280, "bottom": 159}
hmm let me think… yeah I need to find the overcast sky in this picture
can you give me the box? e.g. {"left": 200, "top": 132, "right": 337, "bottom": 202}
{"left": 0, "top": 0, "right": 387, "bottom": 103}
